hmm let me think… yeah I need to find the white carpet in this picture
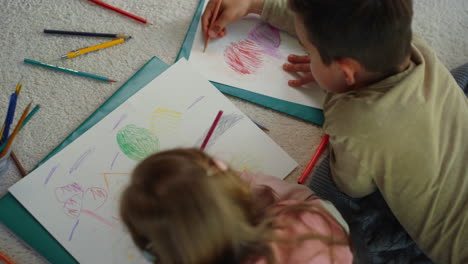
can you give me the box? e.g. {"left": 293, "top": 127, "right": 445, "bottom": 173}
{"left": 0, "top": 0, "right": 466, "bottom": 263}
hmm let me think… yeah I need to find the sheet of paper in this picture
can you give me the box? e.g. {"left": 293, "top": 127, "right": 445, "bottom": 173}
{"left": 9, "top": 59, "right": 298, "bottom": 264}
{"left": 188, "top": 4, "right": 326, "bottom": 108}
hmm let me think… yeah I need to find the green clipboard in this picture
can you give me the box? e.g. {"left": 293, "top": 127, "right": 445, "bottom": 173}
{"left": 0, "top": 56, "right": 170, "bottom": 264}
{"left": 176, "top": 0, "right": 324, "bottom": 125}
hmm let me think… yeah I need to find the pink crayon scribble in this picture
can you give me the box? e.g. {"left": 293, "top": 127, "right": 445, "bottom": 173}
{"left": 55, "top": 182, "right": 112, "bottom": 241}
{"left": 247, "top": 22, "right": 282, "bottom": 59}
{"left": 55, "top": 183, "right": 84, "bottom": 203}
{"left": 81, "top": 209, "right": 117, "bottom": 228}
{"left": 224, "top": 40, "right": 263, "bottom": 75}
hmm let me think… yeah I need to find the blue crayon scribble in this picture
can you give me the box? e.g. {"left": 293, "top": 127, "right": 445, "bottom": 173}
{"left": 44, "top": 164, "right": 59, "bottom": 185}
{"left": 110, "top": 152, "right": 120, "bottom": 170}
{"left": 187, "top": 96, "right": 205, "bottom": 110}
{"left": 69, "top": 147, "right": 95, "bottom": 174}
{"left": 68, "top": 219, "right": 80, "bottom": 241}
{"left": 113, "top": 113, "right": 128, "bottom": 131}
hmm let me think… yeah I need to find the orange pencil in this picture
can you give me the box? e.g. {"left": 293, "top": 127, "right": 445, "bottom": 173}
{"left": 298, "top": 134, "right": 330, "bottom": 184}
{"left": 204, "top": 0, "right": 223, "bottom": 52}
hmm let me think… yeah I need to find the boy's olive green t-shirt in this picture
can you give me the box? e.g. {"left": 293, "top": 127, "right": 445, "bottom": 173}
{"left": 261, "top": 0, "right": 468, "bottom": 263}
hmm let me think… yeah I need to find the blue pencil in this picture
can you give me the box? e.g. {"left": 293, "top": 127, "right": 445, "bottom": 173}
{"left": 24, "top": 59, "right": 116, "bottom": 82}
{"left": 1, "top": 93, "right": 18, "bottom": 142}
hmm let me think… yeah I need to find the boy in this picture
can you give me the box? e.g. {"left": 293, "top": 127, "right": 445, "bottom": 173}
{"left": 202, "top": 0, "right": 468, "bottom": 263}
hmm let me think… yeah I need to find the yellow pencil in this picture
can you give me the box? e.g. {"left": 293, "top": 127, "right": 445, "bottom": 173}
{"left": 61, "top": 38, "right": 129, "bottom": 59}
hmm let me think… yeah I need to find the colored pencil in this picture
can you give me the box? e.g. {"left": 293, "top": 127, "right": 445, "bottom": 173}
{"left": 0, "top": 251, "right": 14, "bottom": 264}
{"left": 298, "top": 134, "right": 330, "bottom": 184}
{"left": 24, "top": 59, "right": 116, "bottom": 82}
{"left": 20, "top": 104, "right": 40, "bottom": 130}
{"left": 0, "top": 103, "right": 32, "bottom": 158}
{"left": 204, "top": 0, "right": 223, "bottom": 52}
{"left": 0, "top": 104, "right": 40, "bottom": 155}
{"left": 61, "top": 38, "right": 129, "bottom": 59}
{"left": 11, "top": 151, "right": 27, "bottom": 177}
{"left": 87, "top": 0, "right": 152, "bottom": 24}
{"left": 44, "top": 29, "right": 129, "bottom": 39}
{"left": 200, "top": 110, "right": 223, "bottom": 150}
{"left": 1, "top": 93, "right": 18, "bottom": 143}
{"left": 251, "top": 119, "right": 269, "bottom": 132}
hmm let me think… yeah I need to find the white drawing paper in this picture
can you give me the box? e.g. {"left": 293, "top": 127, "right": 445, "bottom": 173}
{"left": 9, "top": 59, "right": 298, "bottom": 264}
{"left": 188, "top": 3, "right": 326, "bottom": 108}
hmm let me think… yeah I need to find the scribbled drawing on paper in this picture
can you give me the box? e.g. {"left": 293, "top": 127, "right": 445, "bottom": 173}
{"left": 117, "top": 125, "right": 160, "bottom": 161}
{"left": 196, "top": 113, "right": 244, "bottom": 149}
{"left": 54, "top": 182, "right": 116, "bottom": 241}
{"left": 247, "top": 22, "right": 282, "bottom": 58}
{"left": 112, "top": 113, "right": 128, "bottom": 132}
{"left": 110, "top": 152, "right": 120, "bottom": 170}
{"left": 229, "top": 152, "right": 263, "bottom": 172}
{"left": 150, "top": 108, "right": 183, "bottom": 138}
{"left": 224, "top": 22, "right": 283, "bottom": 75}
{"left": 187, "top": 96, "right": 206, "bottom": 110}
{"left": 224, "top": 40, "right": 263, "bottom": 75}
{"left": 69, "top": 147, "right": 95, "bottom": 174}
{"left": 44, "top": 164, "right": 59, "bottom": 185}
{"left": 102, "top": 172, "right": 130, "bottom": 201}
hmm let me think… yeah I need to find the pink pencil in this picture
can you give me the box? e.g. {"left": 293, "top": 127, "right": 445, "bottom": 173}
{"left": 200, "top": 110, "right": 223, "bottom": 150}
{"left": 298, "top": 134, "right": 330, "bottom": 184}
{"left": 87, "top": 0, "right": 152, "bottom": 24}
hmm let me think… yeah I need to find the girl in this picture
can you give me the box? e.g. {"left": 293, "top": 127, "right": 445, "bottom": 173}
{"left": 120, "top": 148, "right": 352, "bottom": 263}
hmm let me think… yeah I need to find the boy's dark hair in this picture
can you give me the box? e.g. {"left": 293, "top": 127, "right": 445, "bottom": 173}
{"left": 290, "top": 0, "right": 413, "bottom": 74}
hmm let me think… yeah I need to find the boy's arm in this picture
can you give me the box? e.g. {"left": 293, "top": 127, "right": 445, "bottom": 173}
{"left": 239, "top": 171, "right": 314, "bottom": 201}
{"left": 261, "top": 0, "right": 297, "bottom": 36}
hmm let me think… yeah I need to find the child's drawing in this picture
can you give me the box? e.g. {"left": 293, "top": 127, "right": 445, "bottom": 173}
{"left": 187, "top": 96, "right": 206, "bottom": 110}
{"left": 69, "top": 147, "right": 95, "bottom": 174}
{"left": 44, "top": 164, "right": 59, "bottom": 185}
{"left": 117, "top": 125, "right": 160, "bottom": 161}
{"left": 150, "top": 108, "right": 183, "bottom": 138}
{"left": 110, "top": 152, "right": 120, "bottom": 170}
{"left": 9, "top": 59, "right": 298, "bottom": 264}
{"left": 195, "top": 113, "right": 244, "bottom": 149}
{"left": 224, "top": 23, "right": 282, "bottom": 75}
{"left": 113, "top": 113, "right": 128, "bottom": 131}
{"left": 54, "top": 182, "right": 114, "bottom": 241}
{"left": 224, "top": 40, "right": 264, "bottom": 75}
{"left": 190, "top": 12, "right": 326, "bottom": 108}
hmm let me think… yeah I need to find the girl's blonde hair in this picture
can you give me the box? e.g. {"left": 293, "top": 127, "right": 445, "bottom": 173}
{"left": 120, "top": 148, "right": 349, "bottom": 264}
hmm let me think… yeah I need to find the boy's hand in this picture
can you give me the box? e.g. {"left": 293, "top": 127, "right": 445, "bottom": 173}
{"left": 283, "top": 55, "right": 315, "bottom": 87}
{"left": 202, "top": 0, "right": 264, "bottom": 39}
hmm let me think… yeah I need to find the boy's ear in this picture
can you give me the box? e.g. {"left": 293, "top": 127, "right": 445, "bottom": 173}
{"left": 336, "top": 58, "right": 361, "bottom": 86}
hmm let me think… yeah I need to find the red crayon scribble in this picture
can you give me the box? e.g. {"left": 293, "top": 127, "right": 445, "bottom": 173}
{"left": 224, "top": 40, "right": 263, "bottom": 75}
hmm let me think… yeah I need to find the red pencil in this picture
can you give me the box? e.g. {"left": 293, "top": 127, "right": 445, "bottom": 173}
{"left": 200, "top": 110, "right": 223, "bottom": 150}
{"left": 87, "top": 0, "right": 152, "bottom": 24}
{"left": 298, "top": 134, "right": 330, "bottom": 184}
{"left": 204, "top": 0, "right": 223, "bottom": 52}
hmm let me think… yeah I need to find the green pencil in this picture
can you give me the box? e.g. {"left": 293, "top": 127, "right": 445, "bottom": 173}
{"left": 24, "top": 59, "right": 116, "bottom": 82}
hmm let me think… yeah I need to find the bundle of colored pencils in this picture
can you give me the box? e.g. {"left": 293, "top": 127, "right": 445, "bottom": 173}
{"left": 0, "top": 80, "right": 41, "bottom": 176}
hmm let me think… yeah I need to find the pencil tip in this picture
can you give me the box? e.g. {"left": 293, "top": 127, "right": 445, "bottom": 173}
{"left": 109, "top": 79, "right": 117, "bottom": 82}
{"left": 147, "top": 22, "right": 154, "bottom": 25}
